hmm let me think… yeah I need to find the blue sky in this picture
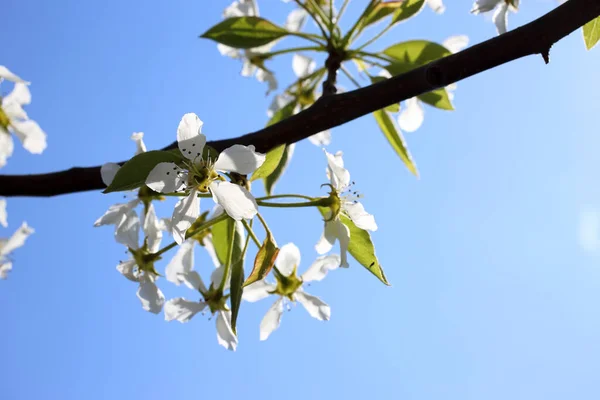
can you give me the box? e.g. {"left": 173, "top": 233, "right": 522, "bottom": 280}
{"left": 2, "top": 1, "right": 600, "bottom": 399}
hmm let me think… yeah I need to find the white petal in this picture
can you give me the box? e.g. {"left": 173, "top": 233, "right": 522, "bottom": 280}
{"left": 202, "top": 235, "right": 222, "bottom": 268}
{"left": 301, "top": 254, "right": 341, "bottom": 282}
{"left": 308, "top": 130, "right": 331, "bottom": 146}
{"left": 143, "top": 203, "right": 163, "bottom": 253}
{"left": 11, "top": 120, "right": 47, "bottom": 154}
{"left": 0, "top": 130, "right": 14, "bottom": 168}
{"left": 223, "top": 0, "right": 258, "bottom": 17}
{"left": 324, "top": 150, "right": 350, "bottom": 190}
{"left": 215, "top": 144, "right": 266, "bottom": 175}
{"left": 335, "top": 219, "right": 351, "bottom": 268}
{"left": 100, "top": 163, "right": 120, "bottom": 186}
{"left": 0, "top": 262, "right": 13, "bottom": 279}
{"left": 285, "top": 8, "right": 308, "bottom": 32}
{"left": 177, "top": 113, "right": 206, "bottom": 161}
{"left": 93, "top": 200, "right": 138, "bottom": 227}
{"left": 2, "top": 101, "right": 28, "bottom": 121}
{"left": 0, "top": 199, "right": 7, "bottom": 228}
{"left": 292, "top": 54, "right": 316, "bottom": 79}
{"left": 255, "top": 68, "right": 278, "bottom": 95}
{"left": 130, "top": 132, "right": 147, "bottom": 155}
{"left": 260, "top": 298, "right": 284, "bottom": 340}
{"left": 443, "top": 35, "right": 469, "bottom": 53}
{"left": 295, "top": 291, "right": 330, "bottom": 321}
{"left": 493, "top": 3, "right": 509, "bottom": 35}
{"left": 275, "top": 243, "right": 301, "bottom": 276}
{"left": 172, "top": 190, "right": 201, "bottom": 245}
{"left": 0, "top": 222, "right": 34, "bottom": 256}
{"left": 115, "top": 209, "right": 140, "bottom": 249}
{"left": 267, "top": 93, "right": 293, "bottom": 118}
{"left": 137, "top": 274, "right": 165, "bottom": 314}
{"left": 210, "top": 181, "right": 258, "bottom": 221}
{"left": 210, "top": 265, "right": 229, "bottom": 290}
{"left": 0, "top": 66, "right": 27, "bottom": 83}
{"left": 378, "top": 69, "right": 392, "bottom": 79}
{"left": 427, "top": 0, "right": 445, "bottom": 13}
{"left": 398, "top": 97, "right": 424, "bottom": 133}
{"left": 315, "top": 220, "right": 336, "bottom": 255}
{"left": 116, "top": 259, "right": 139, "bottom": 282}
{"left": 343, "top": 201, "right": 378, "bottom": 231}
{"left": 146, "top": 162, "right": 186, "bottom": 194}
{"left": 470, "top": 0, "right": 502, "bottom": 13}
{"left": 216, "top": 311, "right": 238, "bottom": 351}
{"left": 243, "top": 280, "right": 276, "bottom": 302}
{"left": 241, "top": 59, "right": 256, "bottom": 77}
{"left": 164, "top": 298, "right": 206, "bottom": 322}
{"left": 4, "top": 83, "right": 31, "bottom": 107}
{"left": 217, "top": 44, "right": 242, "bottom": 58}
{"left": 165, "top": 240, "right": 205, "bottom": 291}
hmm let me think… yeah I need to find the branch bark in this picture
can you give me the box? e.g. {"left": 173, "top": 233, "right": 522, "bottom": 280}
{"left": 1, "top": 0, "right": 599, "bottom": 197}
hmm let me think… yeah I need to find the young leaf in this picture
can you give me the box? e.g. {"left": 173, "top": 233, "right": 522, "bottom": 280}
{"left": 317, "top": 208, "right": 390, "bottom": 286}
{"left": 583, "top": 16, "right": 600, "bottom": 50}
{"left": 200, "top": 17, "right": 288, "bottom": 49}
{"left": 372, "top": 110, "right": 418, "bottom": 176}
{"left": 244, "top": 233, "right": 279, "bottom": 287}
{"left": 103, "top": 150, "right": 184, "bottom": 193}
{"left": 210, "top": 217, "right": 231, "bottom": 265}
{"left": 384, "top": 40, "right": 451, "bottom": 76}
{"left": 264, "top": 144, "right": 295, "bottom": 195}
{"left": 390, "top": 0, "right": 426, "bottom": 24}
{"left": 418, "top": 88, "right": 454, "bottom": 110}
{"left": 228, "top": 220, "right": 245, "bottom": 333}
{"left": 250, "top": 145, "right": 286, "bottom": 182}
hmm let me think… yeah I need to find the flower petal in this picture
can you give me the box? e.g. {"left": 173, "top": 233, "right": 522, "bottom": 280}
{"left": 164, "top": 298, "right": 206, "bottom": 322}
{"left": 4, "top": 82, "right": 31, "bottom": 107}
{"left": 165, "top": 240, "right": 207, "bottom": 292}
{"left": 295, "top": 291, "right": 330, "bottom": 321}
{"left": 493, "top": 3, "right": 509, "bottom": 35}
{"left": 146, "top": 162, "right": 186, "bottom": 194}
{"left": 308, "top": 130, "right": 332, "bottom": 146}
{"left": 343, "top": 201, "right": 378, "bottom": 231}
{"left": 398, "top": 97, "right": 424, "bottom": 133}
{"left": 94, "top": 200, "right": 138, "bottom": 228}
{"left": 443, "top": 35, "right": 469, "bottom": 53}
{"left": 285, "top": 8, "right": 308, "bottom": 32}
{"left": 0, "top": 261, "right": 13, "bottom": 279}
{"left": 100, "top": 163, "right": 121, "bottom": 186}
{"left": 216, "top": 311, "right": 238, "bottom": 351}
{"left": 315, "top": 220, "right": 337, "bottom": 255}
{"left": 336, "top": 219, "right": 351, "bottom": 268}
{"left": 255, "top": 68, "right": 278, "bottom": 95}
{"left": 137, "top": 274, "right": 165, "bottom": 314}
{"left": 115, "top": 209, "right": 140, "bottom": 249}
{"left": 202, "top": 235, "right": 222, "bottom": 268}
{"left": 301, "top": 254, "right": 341, "bottom": 282}
{"left": 116, "top": 259, "right": 139, "bottom": 282}
{"left": 177, "top": 113, "right": 206, "bottom": 161}
{"left": 324, "top": 150, "right": 350, "bottom": 190}
{"left": 130, "top": 132, "right": 147, "bottom": 155}
{"left": 0, "top": 199, "right": 7, "bottom": 228}
{"left": 209, "top": 181, "right": 258, "bottom": 221}
{"left": 0, "top": 130, "right": 14, "bottom": 168}
{"left": 1, "top": 222, "right": 34, "bottom": 256}
{"left": 260, "top": 298, "right": 284, "bottom": 341}
{"left": 217, "top": 44, "right": 241, "bottom": 58}
{"left": 172, "top": 190, "right": 201, "bottom": 245}
{"left": 0, "top": 66, "right": 27, "bottom": 83}
{"left": 427, "top": 0, "right": 445, "bottom": 13}
{"left": 275, "top": 242, "right": 301, "bottom": 277}
{"left": 210, "top": 265, "right": 229, "bottom": 290}
{"left": 142, "top": 203, "right": 163, "bottom": 252}
{"left": 292, "top": 54, "right": 316, "bottom": 78}
{"left": 214, "top": 144, "right": 266, "bottom": 175}
{"left": 243, "top": 280, "right": 276, "bottom": 302}
{"left": 11, "top": 120, "right": 47, "bottom": 154}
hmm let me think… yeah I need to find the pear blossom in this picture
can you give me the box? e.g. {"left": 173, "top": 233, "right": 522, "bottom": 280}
{"left": 163, "top": 230, "right": 241, "bottom": 351}
{"left": 0, "top": 66, "right": 47, "bottom": 168}
{"left": 146, "top": 113, "right": 265, "bottom": 244}
{"left": 316, "top": 151, "right": 377, "bottom": 267}
{"left": 0, "top": 199, "right": 7, "bottom": 228}
{"left": 427, "top": 0, "right": 445, "bottom": 14}
{"left": 0, "top": 222, "right": 34, "bottom": 280}
{"left": 115, "top": 203, "right": 166, "bottom": 314}
{"left": 243, "top": 243, "right": 340, "bottom": 340}
{"left": 471, "top": 0, "right": 519, "bottom": 35}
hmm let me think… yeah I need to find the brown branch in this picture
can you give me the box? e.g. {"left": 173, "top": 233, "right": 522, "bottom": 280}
{"left": 1, "top": 0, "right": 599, "bottom": 197}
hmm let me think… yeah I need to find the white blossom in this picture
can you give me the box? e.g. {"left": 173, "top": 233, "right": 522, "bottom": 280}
{"left": 0, "top": 66, "right": 47, "bottom": 168}
{"left": 146, "top": 113, "right": 265, "bottom": 244}
{"left": 244, "top": 243, "right": 340, "bottom": 340}
{"left": 0, "top": 199, "right": 6, "bottom": 228}
{"left": 316, "top": 151, "right": 377, "bottom": 267}
{"left": 427, "top": 0, "right": 446, "bottom": 14}
{"left": 0, "top": 222, "right": 34, "bottom": 280}
{"left": 471, "top": 0, "right": 519, "bottom": 35}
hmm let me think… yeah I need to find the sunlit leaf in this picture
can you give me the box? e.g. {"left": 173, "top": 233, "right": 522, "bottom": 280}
{"left": 251, "top": 145, "right": 286, "bottom": 182}
{"left": 264, "top": 144, "right": 294, "bottom": 195}
{"left": 200, "top": 17, "right": 288, "bottom": 49}
{"left": 418, "top": 88, "right": 453, "bottom": 110}
{"left": 244, "top": 232, "right": 279, "bottom": 286}
{"left": 384, "top": 40, "right": 451, "bottom": 76}
{"left": 583, "top": 16, "right": 600, "bottom": 50}
{"left": 372, "top": 110, "right": 418, "bottom": 176}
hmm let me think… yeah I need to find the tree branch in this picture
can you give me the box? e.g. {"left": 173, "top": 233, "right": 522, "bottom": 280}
{"left": 1, "top": 0, "right": 598, "bottom": 197}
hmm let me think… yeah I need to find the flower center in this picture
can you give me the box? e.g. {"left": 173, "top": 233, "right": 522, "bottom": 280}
{"left": 272, "top": 266, "right": 303, "bottom": 301}
{"left": 129, "top": 246, "right": 161, "bottom": 276}
{"left": 202, "top": 286, "right": 230, "bottom": 314}
{"left": 186, "top": 161, "right": 220, "bottom": 193}
{"left": 0, "top": 106, "right": 11, "bottom": 132}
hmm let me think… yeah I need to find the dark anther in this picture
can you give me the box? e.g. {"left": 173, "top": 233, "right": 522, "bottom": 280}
{"left": 166, "top": 172, "right": 170, "bottom": 175}
{"left": 192, "top": 143, "right": 196, "bottom": 147}
{"left": 182, "top": 149, "right": 186, "bottom": 152}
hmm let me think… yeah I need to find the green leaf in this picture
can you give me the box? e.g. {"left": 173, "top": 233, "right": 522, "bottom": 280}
{"left": 583, "top": 16, "right": 600, "bottom": 50}
{"left": 211, "top": 218, "right": 231, "bottom": 265}
{"left": 372, "top": 110, "right": 418, "bottom": 176}
{"left": 264, "top": 144, "right": 294, "bottom": 195}
{"left": 228, "top": 220, "right": 245, "bottom": 333}
{"left": 317, "top": 208, "right": 390, "bottom": 286}
{"left": 390, "top": 0, "right": 426, "bottom": 24}
{"left": 103, "top": 150, "right": 184, "bottom": 193}
{"left": 362, "top": 1, "right": 404, "bottom": 27}
{"left": 383, "top": 40, "right": 451, "bottom": 76}
{"left": 244, "top": 233, "right": 279, "bottom": 287}
{"left": 200, "top": 16, "right": 288, "bottom": 49}
{"left": 250, "top": 145, "right": 285, "bottom": 182}
{"left": 418, "top": 88, "right": 454, "bottom": 110}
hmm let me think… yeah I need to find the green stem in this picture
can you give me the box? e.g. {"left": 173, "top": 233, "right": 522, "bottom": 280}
{"left": 337, "top": 0, "right": 351, "bottom": 23}
{"left": 351, "top": 50, "right": 394, "bottom": 63}
{"left": 341, "top": 64, "right": 362, "bottom": 88}
{"left": 354, "top": 55, "right": 387, "bottom": 70}
{"left": 295, "top": 0, "right": 330, "bottom": 41}
{"left": 241, "top": 220, "right": 262, "bottom": 247}
{"left": 219, "top": 220, "right": 237, "bottom": 292}
{"left": 256, "top": 194, "right": 314, "bottom": 201}
{"left": 341, "top": 0, "right": 381, "bottom": 47}
{"left": 262, "top": 46, "right": 325, "bottom": 59}
{"left": 256, "top": 198, "right": 327, "bottom": 208}
{"left": 153, "top": 213, "right": 228, "bottom": 258}
{"left": 288, "top": 30, "right": 327, "bottom": 47}
{"left": 355, "top": 21, "right": 394, "bottom": 52}
{"left": 161, "top": 192, "right": 212, "bottom": 198}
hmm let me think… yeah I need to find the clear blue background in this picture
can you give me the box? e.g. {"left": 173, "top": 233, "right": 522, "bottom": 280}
{"left": 2, "top": 1, "right": 600, "bottom": 399}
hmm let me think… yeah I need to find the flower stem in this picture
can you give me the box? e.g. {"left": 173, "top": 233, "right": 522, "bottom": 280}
{"left": 350, "top": 50, "right": 394, "bottom": 63}
{"left": 153, "top": 213, "right": 228, "bottom": 257}
{"left": 256, "top": 194, "right": 315, "bottom": 201}
{"left": 288, "top": 31, "right": 327, "bottom": 46}
{"left": 355, "top": 20, "right": 395, "bottom": 52}
{"left": 294, "top": 0, "right": 330, "bottom": 42}
{"left": 256, "top": 198, "right": 328, "bottom": 208}
{"left": 341, "top": 0, "right": 381, "bottom": 47}
{"left": 262, "top": 46, "right": 325, "bottom": 59}
{"left": 241, "top": 219, "right": 261, "bottom": 247}
{"left": 341, "top": 64, "right": 362, "bottom": 88}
